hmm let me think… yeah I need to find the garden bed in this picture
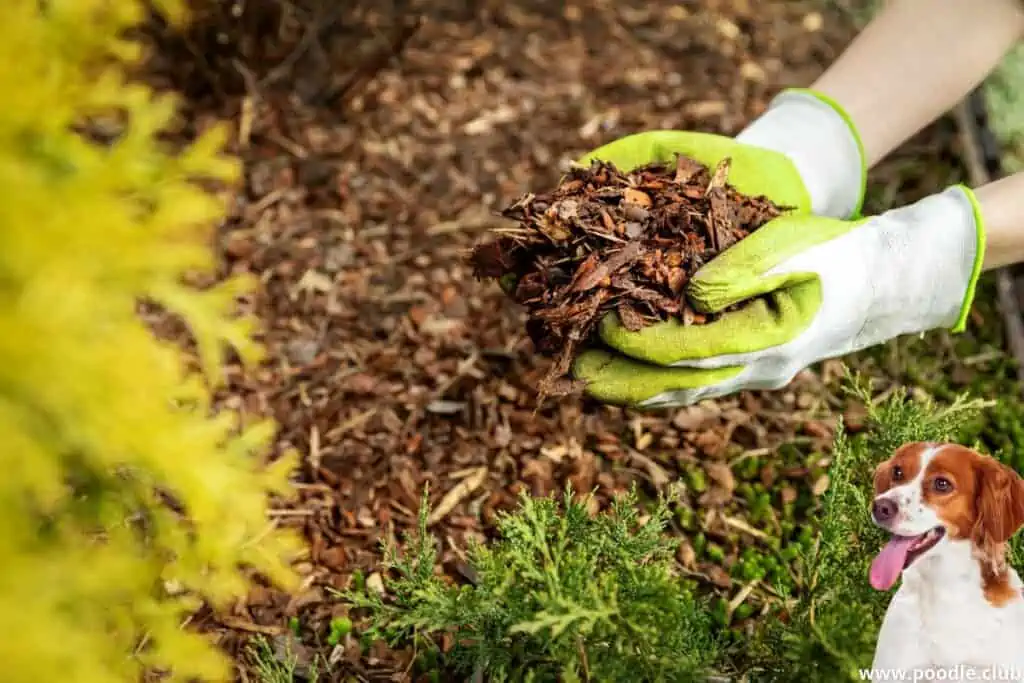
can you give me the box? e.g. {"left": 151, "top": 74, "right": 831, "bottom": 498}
{"left": 139, "top": 0, "right": 1023, "bottom": 680}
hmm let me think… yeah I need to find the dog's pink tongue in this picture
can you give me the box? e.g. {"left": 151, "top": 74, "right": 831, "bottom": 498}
{"left": 870, "top": 536, "right": 917, "bottom": 590}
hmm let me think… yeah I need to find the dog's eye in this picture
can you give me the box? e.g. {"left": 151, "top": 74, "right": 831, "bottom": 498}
{"left": 933, "top": 477, "right": 952, "bottom": 492}
{"left": 892, "top": 466, "right": 903, "bottom": 481}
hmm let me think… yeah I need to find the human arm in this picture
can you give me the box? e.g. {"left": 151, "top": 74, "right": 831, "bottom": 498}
{"left": 756, "top": 0, "right": 1024, "bottom": 273}
{"left": 569, "top": 0, "right": 1024, "bottom": 408}
{"left": 734, "top": 0, "right": 1024, "bottom": 216}
{"left": 978, "top": 172, "right": 1024, "bottom": 271}
{"left": 810, "top": 0, "right": 1024, "bottom": 168}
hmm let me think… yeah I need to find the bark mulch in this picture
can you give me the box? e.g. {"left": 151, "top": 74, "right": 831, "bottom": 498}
{"left": 139, "top": 0, "right": 965, "bottom": 680}
{"left": 470, "top": 155, "right": 790, "bottom": 397}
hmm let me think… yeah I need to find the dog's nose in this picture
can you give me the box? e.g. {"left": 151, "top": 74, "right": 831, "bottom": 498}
{"left": 872, "top": 498, "right": 898, "bottom": 523}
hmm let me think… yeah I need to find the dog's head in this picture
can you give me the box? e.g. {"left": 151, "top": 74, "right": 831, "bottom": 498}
{"left": 869, "top": 442, "right": 1024, "bottom": 597}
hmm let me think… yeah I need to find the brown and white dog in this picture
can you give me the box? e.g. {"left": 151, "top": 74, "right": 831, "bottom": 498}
{"left": 869, "top": 442, "right": 1024, "bottom": 680}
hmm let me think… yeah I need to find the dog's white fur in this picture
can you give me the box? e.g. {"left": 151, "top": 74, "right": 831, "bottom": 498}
{"left": 871, "top": 445, "right": 1024, "bottom": 682}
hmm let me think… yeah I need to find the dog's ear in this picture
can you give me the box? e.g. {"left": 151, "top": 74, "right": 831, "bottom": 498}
{"left": 971, "top": 456, "right": 1024, "bottom": 550}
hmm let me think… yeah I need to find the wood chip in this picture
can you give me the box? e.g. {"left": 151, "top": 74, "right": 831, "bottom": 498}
{"left": 427, "top": 467, "right": 488, "bottom": 525}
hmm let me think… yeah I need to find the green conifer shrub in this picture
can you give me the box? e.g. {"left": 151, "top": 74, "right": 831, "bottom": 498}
{"left": 345, "top": 486, "right": 721, "bottom": 682}
{"left": 0, "top": 1, "right": 301, "bottom": 680}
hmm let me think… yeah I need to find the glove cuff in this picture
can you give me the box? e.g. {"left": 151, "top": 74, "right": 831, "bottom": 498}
{"left": 948, "top": 184, "right": 986, "bottom": 333}
{"left": 736, "top": 88, "right": 866, "bottom": 220}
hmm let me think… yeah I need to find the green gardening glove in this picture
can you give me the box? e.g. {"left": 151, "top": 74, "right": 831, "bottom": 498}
{"left": 570, "top": 93, "right": 985, "bottom": 408}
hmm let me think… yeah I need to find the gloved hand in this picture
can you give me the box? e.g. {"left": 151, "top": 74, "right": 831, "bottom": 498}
{"left": 568, "top": 90, "right": 985, "bottom": 408}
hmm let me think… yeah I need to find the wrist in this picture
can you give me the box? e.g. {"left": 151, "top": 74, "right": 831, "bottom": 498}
{"left": 736, "top": 89, "right": 866, "bottom": 220}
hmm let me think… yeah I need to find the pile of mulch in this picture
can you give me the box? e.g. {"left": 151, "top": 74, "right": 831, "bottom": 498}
{"left": 471, "top": 155, "right": 788, "bottom": 396}
{"left": 137, "top": 0, "right": 966, "bottom": 679}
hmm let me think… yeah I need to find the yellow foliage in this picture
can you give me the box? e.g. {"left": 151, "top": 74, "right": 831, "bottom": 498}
{"left": 0, "top": 1, "right": 302, "bottom": 681}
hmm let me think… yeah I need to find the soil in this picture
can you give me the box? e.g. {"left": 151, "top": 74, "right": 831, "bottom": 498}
{"left": 138, "top": 0, "right": 968, "bottom": 680}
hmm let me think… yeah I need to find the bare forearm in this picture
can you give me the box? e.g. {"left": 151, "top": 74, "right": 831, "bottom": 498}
{"left": 975, "top": 171, "right": 1024, "bottom": 271}
{"left": 811, "top": 0, "right": 1024, "bottom": 168}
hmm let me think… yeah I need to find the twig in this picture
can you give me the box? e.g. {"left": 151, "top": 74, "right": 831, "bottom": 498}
{"left": 308, "top": 425, "right": 322, "bottom": 471}
{"left": 721, "top": 515, "right": 770, "bottom": 541}
{"left": 259, "top": 3, "right": 348, "bottom": 89}
{"left": 326, "top": 408, "right": 377, "bottom": 441}
{"left": 427, "top": 467, "right": 488, "bottom": 525}
{"left": 267, "top": 508, "right": 316, "bottom": 517}
{"left": 728, "top": 446, "right": 774, "bottom": 465}
{"left": 962, "top": 350, "right": 1005, "bottom": 366}
{"left": 328, "top": 14, "right": 424, "bottom": 109}
{"left": 238, "top": 95, "right": 254, "bottom": 149}
{"left": 626, "top": 447, "right": 671, "bottom": 488}
{"left": 218, "top": 616, "right": 283, "bottom": 635}
{"left": 577, "top": 635, "right": 591, "bottom": 682}
{"left": 726, "top": 580, "right": 760, "bottom": 619}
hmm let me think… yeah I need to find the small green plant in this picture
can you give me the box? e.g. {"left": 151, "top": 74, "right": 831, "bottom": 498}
{"left": 748, "top": 373, "right": 994, "bottom": 681}
{"left": 326, "top": 617, "right": 352, "bottom": 647}
{"left": 247, "top": 635, "right": 323, "bottom": 683}
{"left": 344, "top": 484, "right": 721, "bottom": 682}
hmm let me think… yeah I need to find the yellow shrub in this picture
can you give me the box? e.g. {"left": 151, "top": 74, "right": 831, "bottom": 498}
{"left": 0, "top": 1, "right": 301, "bottom": 681}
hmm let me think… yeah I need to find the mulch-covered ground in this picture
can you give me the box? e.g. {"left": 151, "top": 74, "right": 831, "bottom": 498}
{"left": 141, "top": 0, "right": 967, "bottom": 679}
